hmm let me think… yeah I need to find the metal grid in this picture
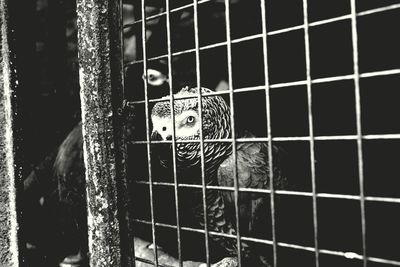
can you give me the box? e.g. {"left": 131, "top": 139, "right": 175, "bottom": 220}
{"left": 125, "top": 1, "right": 400, "bottom": 267}
{"left": 1, "top": 0, "right": 399, "bottom": 266}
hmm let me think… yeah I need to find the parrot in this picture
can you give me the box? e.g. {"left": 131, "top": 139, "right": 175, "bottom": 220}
{"left": 22, "top": 122, "right": 89, "bottom": 266}
{"left": 150, "top": 86, "right": 288, "bottom": 266}
{"left": 23, "top": 98, "right": 136, "bottom": 266}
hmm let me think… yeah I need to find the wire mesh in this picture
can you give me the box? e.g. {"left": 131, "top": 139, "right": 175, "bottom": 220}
{"left": 123, "top": 1, "right": 400, "bottom": 266}
{"left": 193, "top": 0, "right": 211, "bottom": 265}
{"left": 301, "top": 0, "right": 320, "bottom": 266}
{"left": 140, "top": 0, "right": 160, "bottom": 266}
{"left": 349, "top": 1, "right": 367, "bottom": 266}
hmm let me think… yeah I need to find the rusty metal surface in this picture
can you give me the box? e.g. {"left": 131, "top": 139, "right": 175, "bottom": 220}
{"left": 0, "top": 0, "right": 23, "bottom": 265}
{"left": 76, "top": 0, "right": 132, "bottom": 266}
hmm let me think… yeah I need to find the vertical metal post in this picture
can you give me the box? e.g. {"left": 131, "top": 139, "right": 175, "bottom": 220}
{"left": 0, "top": 0, "right": 23, "bottom": 265}
{"left": 165, "top": 0, "right": 183, "bottom": 266}
{"left": 76, "top": 0, "right": 133, "bottom": 266}
{"left": 301, "top": 1, "right": 319, "bottom": 266}
{"left": 224, "top": 0, "right": 243, "bottom": 266}
{"left": 193, "top": 1, "right": 211, "bottom": 266}
{"left": 140, "top": 0, "right": 159, "bottom": 266}
{"left": 350, "top": 1, "right": 367, "bottom": 266}
{"left": 260, "top": 1, "right": 278, "bottom": 266}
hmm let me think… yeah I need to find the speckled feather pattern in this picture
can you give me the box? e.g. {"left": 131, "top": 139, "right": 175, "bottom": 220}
{"left": 151, "top": 87, "right": 286, "bottom": 266}
{"left": 152, "top": 87, "right": 232, "bottom": 177}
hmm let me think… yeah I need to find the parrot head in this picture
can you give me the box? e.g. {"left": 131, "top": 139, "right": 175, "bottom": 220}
{"left": 151, "top": 87, "right": 232, "bottom": 172}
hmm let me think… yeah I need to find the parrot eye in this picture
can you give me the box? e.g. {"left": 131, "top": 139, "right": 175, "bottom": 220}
{"left": 186, "top": 116, "right": 195, "bottom": 124}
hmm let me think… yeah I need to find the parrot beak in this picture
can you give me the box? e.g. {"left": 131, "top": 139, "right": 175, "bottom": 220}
{"left": 151, "top": 131, "right": 163, "bottom": 141}
{"left": 151, "top": 130, "right": 172, "bottom": 141}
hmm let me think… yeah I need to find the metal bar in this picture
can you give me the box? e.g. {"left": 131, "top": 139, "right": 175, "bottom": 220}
{"left": 125, "top": 33, "right": 263, "bottom": 66}
{"left": 126, "top": 3, "right": 400, "bottom": 66}
{"left": 358, "top": 3, "right": 400, "bottom": 16}
{"left": 128, "top": 133, "right": 400, "bottom": 145}
{"left": 268, "top": 14, "right": 352, "bottom": 35}
{"left": 76, "top": 0, "right": 133, "bottom": 265}
{"left": 260, "top": 0, "right": 278, "bottom": 266}
{"left": 265, "top": 3, "right": 400, "bottom": 36}
{"left": 140, "top": 0, "right": 159, "bottom": 265}
{"left": 234, "top": 85, "right": 266, "bottom": 93}
{"left": 267, "top": 24, "right": 305, "bottom": 36}
{"left": 126, "top": 0, "right": 214, "bottom": 27}
{"left": 127, "top": 90, "right": 229, "bottom": 104}
{"left": 302, "top": 1, "right": 319, "bottom": 266}
{"left": 193, "top": 0, "right": 211, "bottom": 266}
{"left": 133, "top": 218, "right": 400, "bottom": 266}
{"left": 350, "top": 1, "right": 367, "bottom": 266}
{"left": 127, "top": 1, "right": 400, "bottom": 30}
{"left": 269, "top": 80, "right": 308, "bottom": 89}
{"left": 164, "top": 0, "right": 183, "bottom": 265}
{"left": 311, "top": 74, "right": 354, "bottom": 84}
{"left": 134, "top": 218, "right": 257, "bottom": 245}
{"left": 114, "top": 0, "right": 136, "bottom": 265}
{"left": 362, "top": 257, "right": 400, "bottom": 266}
{"left": 308, "top": 14, "right": 351, "bottom": 27}
{"left": 0, "top": 0, "right": 23, "bottom": 265}
{"left": 133, "top": 182, "right": 400, "bottom": 203}
{"left": 359, "top": 68, "right": 400, "bottom": 78}
{"left": 224, "top": 0, "right": 243, "bottom": 265}
{"left": 127, "top": 67, "right": 400, "bottom": 105}
{"left": 135, "top": 256, "right": 175, "bottom": 267}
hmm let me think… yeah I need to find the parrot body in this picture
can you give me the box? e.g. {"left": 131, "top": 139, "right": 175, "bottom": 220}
{"left": 217, "top": 131, "right": 287, "bottom": 236}
{"left": 23, "top": 86, "right": 288, "bottom": 266}
{"left": 151, "top": 87, "right": 288, "bottom": 266}
{"left": 22, "top": 122, "right": 88, "bottom": 266}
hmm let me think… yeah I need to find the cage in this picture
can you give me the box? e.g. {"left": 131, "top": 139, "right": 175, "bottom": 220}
{"left": 1, "top": 0, "right": 400, "bottom": 267}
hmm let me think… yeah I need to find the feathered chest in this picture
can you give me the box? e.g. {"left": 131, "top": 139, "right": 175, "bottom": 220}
{"left": 175, "top": 141, "right": 231, "bottom": 170}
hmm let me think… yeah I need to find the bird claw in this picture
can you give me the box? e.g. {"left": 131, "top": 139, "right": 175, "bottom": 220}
{"left": 147, "top": 243, "right": 164, "bottom": 252}
{"left": 206, "top": 257, "right": 238, "bottom": 267}
{"left": 59, "top": 250, "right": 85, "bottom": 267}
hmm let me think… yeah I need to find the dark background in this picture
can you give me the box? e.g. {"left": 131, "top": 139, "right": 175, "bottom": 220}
{"left": 9, "top": 0, "right": 400, "bottom": 266}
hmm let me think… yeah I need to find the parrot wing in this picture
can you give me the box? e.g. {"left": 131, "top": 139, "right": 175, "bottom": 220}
{"left": 23, "top": 122, "right": 85, "bottom": 208}
{"left": 53, "top": 122, "right": 86, "bottom": 209}
{"left": 217, "top": 132, "right": 287, "bottom": 236}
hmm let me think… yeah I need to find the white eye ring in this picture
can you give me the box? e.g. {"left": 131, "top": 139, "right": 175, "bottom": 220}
{"left": 143, "top": 69, "right": 168, "bottom": 86}
{"left": 186, "top": 116, "right": 195, "bottom": 124}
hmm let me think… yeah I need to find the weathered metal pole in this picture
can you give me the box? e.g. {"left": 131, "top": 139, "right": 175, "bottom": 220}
{"left": 76, "top": 0, "right": 133, "bottom": 266}
{"left": 0, "top": 0, "right": 23, "bottom": 265}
